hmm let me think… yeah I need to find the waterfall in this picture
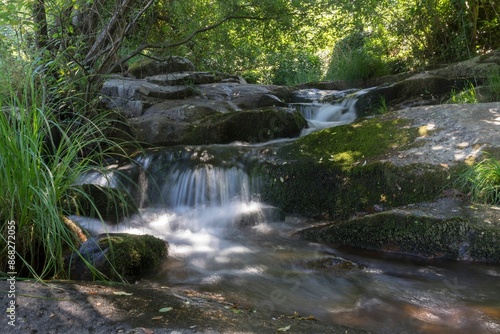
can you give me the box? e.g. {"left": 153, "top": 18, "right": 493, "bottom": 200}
{"left": 291, "top": 88, "right": 372, "bottom": 135}
{"left": 162, "top": 165, "right": 260, "bottom": 208}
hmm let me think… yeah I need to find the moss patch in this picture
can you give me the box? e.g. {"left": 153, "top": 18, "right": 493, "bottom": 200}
{"left": 301, "top": 214, "right": 470, "bottom": 259}
{"left": 279, "top": 117, "right": 417, "bottom": 170}
{"left": 99, "top": 233, "right": 168, "bottom": 280}
{"left": 261, "top": 118, "right": 454, "bottom": 218}
{"left": 468, "top": 224, "right": 500, "bottom": 263}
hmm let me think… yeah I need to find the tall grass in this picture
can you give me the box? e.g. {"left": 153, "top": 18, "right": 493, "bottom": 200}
{"left": 0, "top": 59, "right": 134, "bottom": 280}
{"left": 456, "top": 155, "right": 500, "bottom": 205}
{"left": 447, "top": 82, "right": 478, "bottom": 104}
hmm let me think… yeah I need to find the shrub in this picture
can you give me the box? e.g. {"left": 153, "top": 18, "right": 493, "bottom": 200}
{"left": 270, "top": 50, "right": 322, "bottom": 86}
{"left": 326, "top": 31, "right": 388, "bottom": 82}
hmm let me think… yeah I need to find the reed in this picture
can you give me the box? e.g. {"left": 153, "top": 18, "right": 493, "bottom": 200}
{"left": 0, "top": 59, "right": 134, "bottom": 280}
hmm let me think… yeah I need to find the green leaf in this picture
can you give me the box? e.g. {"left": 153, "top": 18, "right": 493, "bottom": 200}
{"left": 159, "top": 307, "right": 173, "bottom": 313}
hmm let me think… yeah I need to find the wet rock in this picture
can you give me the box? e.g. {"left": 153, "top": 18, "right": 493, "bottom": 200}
{"left": 130, "top": 106, "right": 307, "bottom": 146}
{"left": 146, "top": 71, "right": 245, "bottom": 86}
{"left": 261, "top": 102, "right": 500, "bottom": 219}
{"left": 101, "top": 76, "right": 197, "bottom": 117}
{"left": 303, "top": 256, "right": 365, "bottom": 272}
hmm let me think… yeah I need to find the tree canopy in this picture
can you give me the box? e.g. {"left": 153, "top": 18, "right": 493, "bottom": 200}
{"left": 1, "top": 0, "right": 499, "bottom": 93}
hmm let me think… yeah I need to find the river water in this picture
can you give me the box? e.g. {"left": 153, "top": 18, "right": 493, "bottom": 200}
{"left": 78, "top": 94, "right": 500, "bottom": 333}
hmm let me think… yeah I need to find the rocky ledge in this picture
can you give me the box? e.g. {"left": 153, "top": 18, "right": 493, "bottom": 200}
{"left": 263, "top": 102, "right": 500, "bottom": 263}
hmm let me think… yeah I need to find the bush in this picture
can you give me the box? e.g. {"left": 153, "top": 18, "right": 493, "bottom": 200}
{"left": 270, "top": 50, "right": 322, "bottom": 86}
{"left": 326, "top": 31, "right": 388, "bottom": 82}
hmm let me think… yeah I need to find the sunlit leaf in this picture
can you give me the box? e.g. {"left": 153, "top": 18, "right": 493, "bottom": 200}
{"left": 159, "top": 307, "right": 173, "bottom": 312}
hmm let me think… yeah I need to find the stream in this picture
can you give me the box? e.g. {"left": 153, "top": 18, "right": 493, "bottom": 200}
{"left": 77, "top": 92, "right": 500, "bottom": 333}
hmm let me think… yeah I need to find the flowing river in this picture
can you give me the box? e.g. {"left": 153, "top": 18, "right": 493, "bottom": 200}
{"left": 77, "top": 92, "right": 500, "bottom": 333}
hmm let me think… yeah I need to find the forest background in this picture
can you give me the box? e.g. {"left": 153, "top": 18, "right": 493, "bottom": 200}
{"left": 1, "top": 0, "right": 500, "bottom": 98}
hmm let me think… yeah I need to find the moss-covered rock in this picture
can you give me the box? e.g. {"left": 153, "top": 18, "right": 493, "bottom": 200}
{"left": 301, "top": 213, "right": 469, "bottom": 259}
{"left": 299, "top": 198, "right": 500, "bottom": 263}
{"left": 261, "top": 117, "right": 456, "bottom": 219}
{"left": 67, "top": 233, "right": 168, "bottom": 281}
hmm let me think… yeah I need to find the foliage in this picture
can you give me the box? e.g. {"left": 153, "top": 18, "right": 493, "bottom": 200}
{"left": 2, "top": 0, "right": 500, "bottom": 88}
{"left": 456, "top": 156, "right": 500, "bottom": 205}
{"left": 486, "top": 68, "right": 500, "bottom": 101}
{"left": 269, "top": 50, "right": 322, "bottom": 86}
{"left": 447, "top": 82, "right": 478, "bottom": 104}
{"left": 0, "top": 59, "right": 133, "bottom": 280}
{"left": 376, "top": 97, "right": 389, "bottom": 114}
{"left": 325, "top": 31, "right": 389, "bottom": 81}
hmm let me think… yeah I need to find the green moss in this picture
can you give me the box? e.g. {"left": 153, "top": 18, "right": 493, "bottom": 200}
{"left": 99, "top": 233, "right": 167, "bottom": 279}
{"left": 280, "top": 117, "right": 417, "bottom": 170}
{"left": 469, "top": 225, "right": 500, "bottom": 263}
{"left": 303, "top": 214, "right": 470, "bottom": 259}
{"left": 262, "top": 158, "right": 453, "bottom": 219}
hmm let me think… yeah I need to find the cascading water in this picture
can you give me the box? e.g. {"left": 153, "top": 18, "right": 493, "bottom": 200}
{"left": 74, "top": 90, "right": 500, "bottom": 333}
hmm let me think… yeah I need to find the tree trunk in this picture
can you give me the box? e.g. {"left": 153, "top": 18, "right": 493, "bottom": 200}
{"left": 33, "top": 0, "right": 49, "bottom": 50}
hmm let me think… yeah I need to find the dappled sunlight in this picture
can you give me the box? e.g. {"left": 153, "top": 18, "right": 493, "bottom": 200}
{"left": 483, "top": 107, "right": 500, "bottom": 125}
{"left": 418, "top": 123, "right": 436, "bottom": 137}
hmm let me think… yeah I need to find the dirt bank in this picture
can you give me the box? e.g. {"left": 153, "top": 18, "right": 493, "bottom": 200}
{"left": 2, "top": 280, "right": 369, "bottom": 334}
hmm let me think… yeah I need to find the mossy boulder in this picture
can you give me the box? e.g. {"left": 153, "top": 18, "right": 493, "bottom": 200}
{"left": 67, "top": 233, "right": 168, "bottom": 281}
{"left": 299, "top": 198, "right": 500, "bottom": 263}
{"left": 261, "top": 116, "right": 456, "bottom": 219}
{"left": 63, "top": 184, "right": 139, "bottom": 223}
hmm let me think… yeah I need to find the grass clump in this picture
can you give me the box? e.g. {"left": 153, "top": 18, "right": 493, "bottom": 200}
{"left": 447, "top": 82, "right": 478, "bottom": 104}
{"left": 0, "top": 59, "right": 135, "bottom": 280}
{"left": 456, "top": 155, "right": 500, "bottom": 205}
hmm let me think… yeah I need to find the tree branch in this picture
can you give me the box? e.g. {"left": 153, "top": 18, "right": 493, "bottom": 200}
{"left": 118, "top": 14, "right": 270, "bottom": 66}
